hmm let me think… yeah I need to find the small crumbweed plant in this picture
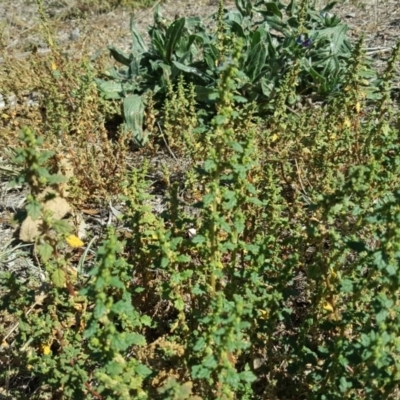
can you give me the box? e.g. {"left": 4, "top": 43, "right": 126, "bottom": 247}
{"left": 1, "top": 0, "right": 400, "bottom": 399}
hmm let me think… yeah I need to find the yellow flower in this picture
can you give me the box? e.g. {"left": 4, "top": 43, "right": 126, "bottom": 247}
{"left": 40, "top": 344, "right": 51, "bottom": 355}
{"left": 323, "top": 302, "right": 334, "bottom": 312}
{"left": 258, "top": 309, "right": 269, "bottom": 320}
{"left": 329, "top": 268, "right": 338, "bottom": 279}
{"left": 271, "top": 133, "right": 278, "bottom": 142}
{"left": 66, "top": 235, "right": 84, "bottom": 248}
{"left": 343, "top": 117, "right": 351, "bottom": 128}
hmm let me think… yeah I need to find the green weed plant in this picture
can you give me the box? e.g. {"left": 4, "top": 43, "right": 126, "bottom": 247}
{"left": 96, "top": 0, "right": 378, "bottom": 146}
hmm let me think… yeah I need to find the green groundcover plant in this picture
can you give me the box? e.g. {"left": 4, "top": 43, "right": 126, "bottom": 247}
{"left": 1, "top": 0, "right": 400, "bottom": 399}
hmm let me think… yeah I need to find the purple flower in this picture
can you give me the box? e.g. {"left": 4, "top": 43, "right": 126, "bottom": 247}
{"left": 297, "top": 35, "right": 312, "bottom": 47}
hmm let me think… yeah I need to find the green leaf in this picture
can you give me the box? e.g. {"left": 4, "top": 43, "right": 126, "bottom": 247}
{"left": 94, "top": 300, "right": 107, "bottom": 319}
{"left": 37, "top": 242, "right": 53, "bottom": 262}
{"left": 228, "top": 20, "right": 246, "bottom": 38}
{"left": 240, "top": 369, "right": 257, "bottom": 383}
{"left": 106, "top": 361, "right": 123, "bottom": 376}
{"left": 141, "top": 315, "right": 152, "bottom": 326}
{"left": 340, "top": 278, "right": 353, "bottom": 293}
{"left": 152, "top": 29, "right": 166, "bottom": 59}
{"left": 226, "top": 10, "right": 244, "bottom": 25}
{"left": 213, "top": 115, "right": 227, "bottom": 125}
{"left": 339, "top": 377, "right": 352, "bottom": 392}
{"left": 129, "top": 57, "right": 142, "bottom": 77}
{"left": 123, "top": 94, "right": 146, "bottom": 146}
{"left": 126, "top": 332, "right": 146, "bottom": 346}
{"left": 192, "top": 235, "right": 205, "bottom": 244}
{"left": 177, "top": 254, "right": 191, "bottom": 263}
{"left": 229, "top": 141, "right": 244, "bottom": 153}
{"left": 52, "top": 268, "right": 66, "bottom": 288}
{"left": 18, "top": 320, "right": 30, "bottom": 332}
{"left": 172, "top": 61, "right": 205, "bottom": 78}
{"left": 261, "top": 2, "right": 283, "bottom": 19}
{"left": 130, "top": 15, "right": 147, "bottom": 54}
{"left": 95, "top": 79, "right": 124, "bottom": 100}
{"left": 233, "top": 95, "right": 248, "bottom": 103}
{"left": 26, "top": 199, "right": 41, "bottom": 220}
{"left": 165, "top": 18, "right": 185, "bottom": 62}
{"left": 223, "top": 190, "right": 237, "bottom": 209}
{"left": 110, "top": 300, "right": 133, "bottom": 315}
{"left": 52, "top": 70, "right": 61, "bottom": 79}
{"left": 46, "top": 174, "right": 66, "bottom": 185}
{"left": 174, "top": 298, "right": 185, "bottom": 311}
{"left": 203, "top": 193, "right": 214, "bottom": 205}
{"left": 204, "top": 159, "right": 216, "bottom": 172}
{"left": 235, "top": 0, "right": 253, "bottom": 17}
{"left": 38, "top": 150, "right": 54, "bottom": 162}
{"left": 109, "top": 46, "right": 131, "bottom": 66}
{"left": 52, "top": 220, "right": 73, "bottom": 235}
{"left": 260, "top": 77, "right": 274, "bottom": 97}
{"left": 135, "top": 363, "right": 152, "bottom": 378}
{"left": 250, "top": 29, "right": 262, "bottom": 48}
{"left": 234, "top": 218, "right": 245, "bottom": 234}
{"left": 245, "top": 41, "right": 267, "bottom": 82}
{"left": 110, "top": 332, "right": 145, "bottom": 351}
{"left": 109, "top": 279, "right": 126, "bottom": 295}
{"left": 36, "top": 167, "right": 51, "bottom": 179}
{"left": 193, "top": 337, "right": 206, "bottom": 352}
{"left": 161, "top": 257, "right": 169, "bottom": 268}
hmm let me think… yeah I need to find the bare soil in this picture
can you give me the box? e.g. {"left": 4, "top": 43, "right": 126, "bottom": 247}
{"left": 1, "top": 1, "right": 399, "bottom": 62}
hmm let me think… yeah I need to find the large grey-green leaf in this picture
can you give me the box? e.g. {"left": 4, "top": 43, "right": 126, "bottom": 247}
{"left": 109, "top": 46, "right": 131, "bottom": 66}
{"left": 257, "top": 2, "right": 283, "bottom": 19}
{"left": 95, "top": 79, "right": 124, "bottom": 100}
{"left": 165, "top": 18, "right": 186, "bottom": 63}
{"left": 250, "top": 29, "right": 262, "bottom": 48}
{"left": 225, "top": 10, "right": 244, "bottom": 25}
{"left": 227, "top": 20, "right": 246, "bottom": 39}
{"left": 245, "top": 41, "right": 267, "bottom": 82}
{"left": 123, "top": 95, "right": 146, "bottom": 146}
{"left": 312, "top": 24, "right": 349, "bottom": 56}
{"left": 153, "top": 3, "right": 163, "bottom": 26}
{"left": 235, "top": 0, "right": 253, "bottom": 17}
{"left": 176, "top": 34, "right": 198, "bottom": 60}
{"left": 130, "top": 15, "right": 147, "bottom": 55}
{"left": 152, "top": 29, "right": 166, "bottom": 59}
{"left": 129, "top": 56, "right": 143, "bottom": 77}
{"left": 186, "top": 16, "right": 202, "bottom": 30}
{"left": 172, "top": 61, "right": 206, "bottom": 79}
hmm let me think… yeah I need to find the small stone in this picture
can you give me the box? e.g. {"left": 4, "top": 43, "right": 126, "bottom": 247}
{"left": 69, "top": 27, "right": 80, "bottom": 41}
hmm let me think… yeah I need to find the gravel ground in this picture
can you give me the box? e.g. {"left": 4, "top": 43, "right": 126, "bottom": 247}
{"left": 1, "top": 1, "right": 398, "bottom": 59}
{"left": 0, "top": 0, "right": 227, "bottom": 61}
